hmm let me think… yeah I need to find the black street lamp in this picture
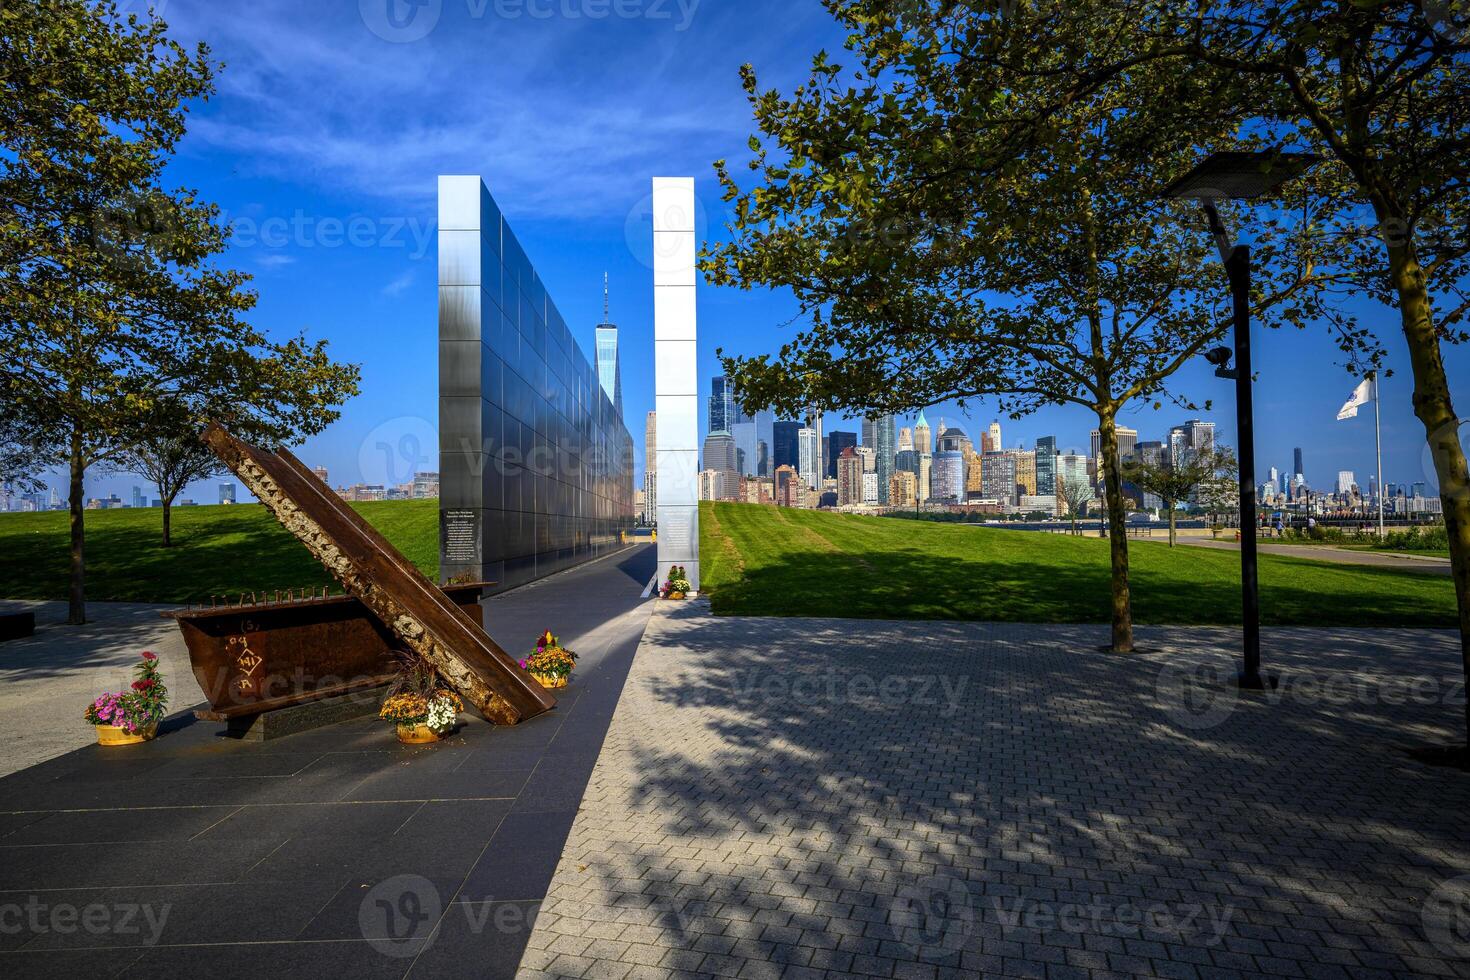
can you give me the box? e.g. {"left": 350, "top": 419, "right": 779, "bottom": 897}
{"left": 1161, "top": 150, "right": 1318, "bottom": 691}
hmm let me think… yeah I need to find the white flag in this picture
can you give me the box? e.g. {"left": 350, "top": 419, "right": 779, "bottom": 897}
{"left": 1337, "top": 377, "right": 1374, "bottom": 421}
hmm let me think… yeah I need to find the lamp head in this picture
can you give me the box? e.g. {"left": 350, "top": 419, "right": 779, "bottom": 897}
{"left": 1161, "top": 150, "right": 1320, "bottom": 201}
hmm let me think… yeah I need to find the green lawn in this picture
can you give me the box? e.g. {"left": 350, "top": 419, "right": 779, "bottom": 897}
{"left": 699, "top": 502, "right": 1459, "bottom": 627}
{"left": 0, "top": 500, "right": 437, "bottom": 604}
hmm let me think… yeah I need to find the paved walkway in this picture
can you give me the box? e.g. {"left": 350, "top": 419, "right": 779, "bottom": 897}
{"left": 521, "top": 607, "right": 1470, "bottom": 979}
{"left": 0, "top": 545, "right": 656, "bottom": 979}
{"left": 1166, "top": 537, "right": 1453, "bottom": 575}
{"left": 0, "top": 600, "right": 193, "bottom": 776}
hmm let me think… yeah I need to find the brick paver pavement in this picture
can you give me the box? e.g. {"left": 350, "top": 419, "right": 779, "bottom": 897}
{"left": 517, "top": 606, "right": 1470, "bottom": 979}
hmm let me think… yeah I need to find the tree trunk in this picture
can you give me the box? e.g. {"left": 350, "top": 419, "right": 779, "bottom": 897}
{"left": 1387, "top": 245, "right": 1470, "bottom": 749}
{"left": 161, "top": 497, "right": 173, "bottom": 547}
{"left": 67, "top": 427, "right": 86, "bottom": 625}
{"left": 1096, "top": 411, "right": 1135, "bottom": 652}
{"left": 1168, "top": 506, "right": 1177, "bottom": 547}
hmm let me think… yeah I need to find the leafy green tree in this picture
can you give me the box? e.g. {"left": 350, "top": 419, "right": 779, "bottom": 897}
{"left": 702, "top": 1, "right": 1329, "bottom": 652}
{"left": 1148, "top": 0, "right": 1470, "bottom": 749}
{"left": 1058, "top": 475, "right": 1095, "bottom": 537}
{"left": 1124, "top": 446, "right": 1237, "bottom": 546}
{"left": 0, "top": 1, "right": 358, "bottom": 622}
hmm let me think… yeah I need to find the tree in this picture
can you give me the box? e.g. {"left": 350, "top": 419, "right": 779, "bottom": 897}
{"left": 117, "top": 429, "right": 219, "bottom": 547}
{"left": 1150, "top": 0, "right": 1470, "bottom": 752}
{"left": 702, "top": 1, "right": 1329, "bottom": 652}
{"left": 1058, "top": 475, "right": 1095, "bottom": 537}
{"left": 0, "top": 1, "right": 359, "bottom": 622}
{"left": 1124, "top": 446, "right": 1238, "bottom": 546}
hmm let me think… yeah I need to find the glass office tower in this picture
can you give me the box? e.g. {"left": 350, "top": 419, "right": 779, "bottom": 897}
{"left": 438, "top": 176, "right": 634, "bottom": 592}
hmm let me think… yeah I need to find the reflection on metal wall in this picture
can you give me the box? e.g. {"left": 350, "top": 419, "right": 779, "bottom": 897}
{"left": 438, "top": 175, "right": 634, "bottom": 592}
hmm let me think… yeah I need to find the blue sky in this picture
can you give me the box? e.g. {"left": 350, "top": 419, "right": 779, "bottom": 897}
{"left": 62, "top": 0, "right": 1470, "bottom": 504}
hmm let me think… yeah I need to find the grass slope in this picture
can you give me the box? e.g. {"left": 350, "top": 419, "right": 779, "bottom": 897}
{"left": 0, "top": 500, "right": 437, "bottom": 604}
{"left": 700, "top": 502, "right": 1458, "bottom": 627}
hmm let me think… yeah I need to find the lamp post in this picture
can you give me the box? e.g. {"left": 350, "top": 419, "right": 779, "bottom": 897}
{"left": 1162, "top": 150, "right": 1318, "bottom": 691}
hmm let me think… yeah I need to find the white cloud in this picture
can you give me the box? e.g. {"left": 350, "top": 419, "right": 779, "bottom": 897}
{"left": 158, "top": 0, "right": 826, "bottom": 218}
{"left": 382, "top": 269, "right": 415, "bottom": 296}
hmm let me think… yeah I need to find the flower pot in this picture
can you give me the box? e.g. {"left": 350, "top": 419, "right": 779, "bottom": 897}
{"left": 95, "top": 721, "right": 158, "bottom": 746}
{"left": 396, "top": 723, "right": 442, "bottom": 744}
{"left": 531, "top": 671, "right": 569, "bottom": 689}
{"left": 667, "top": 592, "right": 686, "bottom": 600}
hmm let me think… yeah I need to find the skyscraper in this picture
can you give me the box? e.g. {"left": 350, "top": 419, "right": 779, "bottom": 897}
{"left": 807, "top": 405, "right": 825, "bottom": 483}
{"left": 836, "top": 447, "right": 864, "bottom": 506}
{"left": 772, "top": 421, "right": 801, "bottom": 471}
{"left": 594, "top": 273, "right": 623, "bottom": 419}
{"left": 827, "top": 430, "right": 857, "bottom": 480}
{"left": 861, "top": 417, "right": 875, "bottom": 448}
{"left": 932, "top": 451, "right": 966, "bottom": 503}
{"left": 988, "top": 420, "right": 1003, "bottom": 454}
{"left": 798, "top": 427, "right": 821, "bottom": 489}
{"left": 914, "top": 409, "right": 932, "bottom": 455}
{"left": 218, "top": 484, "right": 236, "bottom": 505}
{"left": 709, "top": 376, "right": 735, "bottom": 435}
{"left": 875, "top": 414, "right": 896, "bottom": 504}
{"left": 1338, "top": 470, "right": 1356, "bottom": 494}
{"left": 731, "top": 418, "right": 759, "bottom": 476}
{"left": 898, "top": 427, "right": 913, "bottom": 451}
{"left": 1035, "top": 435, "right": 1058, "bottom": 495}
{"left": 703, "top": 432, "right": 737, "bottom": 474}
{"left": 1293, "top": 446, "right": 1305, "bottom": 483}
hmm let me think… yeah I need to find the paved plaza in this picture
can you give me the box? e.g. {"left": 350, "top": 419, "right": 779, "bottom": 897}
{"left": 0, "top": 546, "right": 656, "bottom": 979}
{"left": 521, "top": 608, "right": 1470, "bottom": 979}
{"left": 5, "top": 562, "right": 1470, "bottom": 979}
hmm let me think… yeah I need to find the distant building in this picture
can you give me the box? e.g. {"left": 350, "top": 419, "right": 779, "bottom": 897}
{"left": 913, "top": 409, "right": 932, "bottom": 455}
{"left": 798, "top": 427, "right": 821, "bottom": 489}
{"left": 774, "top": 465, "right": 799, "bottom": 506}
{"left": 862, "top": 471, "right": 878, "bottom": 505}
{"left": 131, "top": 486, "right": 145, "bottom": 509}
{"left": 703, "top": 432, "right": 737, "bottom": 473}
{"left": 772, "top": 421, "right": 801, "bottom": 472}
{"left": 594, "top": 275, "right": 623, "bottom": 419}
{"left": 855, "top": 445, "right": 876, "bottom": 472}
{"left": 218, "top": 483, "right": 236, "bottom": 505}
{"left": 312, "top": 466, "right": 330, "bottom": 485}
{"left": 988, "top": 420, "right": 1003, "bottom": 454}
{"left": 1015, "top": 450, "right": 1037, "bottom": 496}
{"left": 981, "top": 452, "right": 1018, "bottom": 508}
{"left": 918, "top": 452, "right": 932, "bottom": 502}
{"left": 709, "top": 376, "right": 735, "bottom": 434}
{"left": 889, "top": 470, "right": 918, "bottom": 507}
{"left": 827, "top": 430, "right": 857, "bottom": 480}
{"left": 874, "top": 414, "right": 896, "bottom": 504}
{"left": 897, "top": 426, "right": 913, "bottom": 452}
{"left": 1338, "top": 470, "right": 1356, "bottom": 494}
{"left": 931, "top": 450, "right": 966, "bottom": 503}
{"left": 1294, "top": 447, "right": 1305, "bottom": 484}
{"left": 1035, "top": 435, "right": 1058, "bottom": 495}
{"left": 836, "top": 447, "right": 865, "bottom": 506}
{"left": 698, "top": 469, "right": 736, "bottom": 502}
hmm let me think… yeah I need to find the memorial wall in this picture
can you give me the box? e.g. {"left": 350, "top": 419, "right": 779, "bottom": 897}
{"left": 438, "top": 175, "right": 635, "bottom": 591}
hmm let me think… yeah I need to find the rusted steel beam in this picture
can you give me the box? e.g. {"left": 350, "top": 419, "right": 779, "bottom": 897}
{"left": 200, "top": 423, "right": 557, "bottom": 724}
{"left": 167, "top": 583, "right": 489, "bottom": 720}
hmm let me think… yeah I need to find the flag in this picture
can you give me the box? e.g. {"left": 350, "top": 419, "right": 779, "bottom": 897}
{"left": 1337, "top": 377, "right": 1375, "bottom": 421}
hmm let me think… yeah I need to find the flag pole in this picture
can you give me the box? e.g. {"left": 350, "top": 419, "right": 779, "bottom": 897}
{"left": 1373, "top": 371, "right": 1385, "bottom": 537}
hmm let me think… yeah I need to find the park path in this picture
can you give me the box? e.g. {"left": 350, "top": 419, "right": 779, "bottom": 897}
{"left": 1161, "top": 536, "right": 1453, "bottom": 574}
{"left": 518, "top": 605, "right": 1470, "bottom": 978}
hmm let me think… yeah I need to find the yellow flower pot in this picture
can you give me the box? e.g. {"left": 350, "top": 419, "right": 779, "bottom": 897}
{"left": 531, "top": 672, "right": 569, "bottom": 689}
{"left": 396, "top": 723, "right": 442, "bottom": 744}
{"left": 94, "top": 721, "right": 158, "bottom": 746}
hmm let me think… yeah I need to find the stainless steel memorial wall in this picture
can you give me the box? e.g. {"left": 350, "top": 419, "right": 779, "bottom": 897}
{"left": 438, "top": 175, "right": 635, "bottom": 592}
